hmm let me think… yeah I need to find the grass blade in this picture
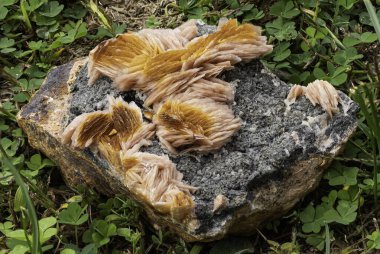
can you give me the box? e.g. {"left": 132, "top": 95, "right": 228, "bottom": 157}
{"left": 0, "top": 145, "right": 41, "bottom": 254}
{"left": 364, "top": 86, "right": 380, "bottom": 206}
{"left": 364, "top": 0, "right": 380, "bottom": 42}
{"left": 86, "top": 0, "right": 113, "bottom": 33}
{"left": 20, "top": 0, "right": 33, "bottom": 33}
{"left": 325, "top": 223, "right": 330, "bottom": 254}
{"left": 354, "top": 86, "right": 379, "bottom": 206}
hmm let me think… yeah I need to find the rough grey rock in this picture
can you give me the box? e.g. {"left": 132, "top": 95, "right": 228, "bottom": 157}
{"left": 18, "top": 49, "right": 358, "bottom": 241}
{"left": 58, "top": 59, "right": 358, "bottom": 238}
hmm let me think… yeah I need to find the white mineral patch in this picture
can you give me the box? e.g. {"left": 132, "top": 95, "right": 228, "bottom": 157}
{"left": 272, "top": 79, "right": 281, "bottom": 87}
{"left": 341, "top": 95, "right": 354, "bottom": 116}
{"left": 195, "top": 19, "right": 205, "bottom": 26}
{"left": 302, "top": 115, "right": 328, "bottom": 132}
{"left": 260, "top": 68, "right": 279, "bottom": 84}
{"left": 136, "top": 91, "right": 147, "bottom": 102}
{"left": 46, "top": 96, "right": 54, "bottom": 103}
{"left": 283, "top": 99, "right": 293, "bottom": 115}
{"left": 248, "top": 124, "right": 257, "bottom": 132}
{"left": 316, "top": 135, "right": 334, "bottom": 152}
{"left": 229, "top": 79, "right": 240, "bottom": 89}
{"left": 290, "top": 131, "right": 300, "bottom": 145}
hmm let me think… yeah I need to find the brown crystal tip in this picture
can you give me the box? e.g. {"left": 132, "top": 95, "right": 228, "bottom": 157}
{"left": 87, "top": 19, "right": 272, "bottom": 107}
{"left": 62, "top": 96, "right": 155, "bottom": 167}
{"left": 286, "top": 80, "right": 341, "bottom": 118}
{"left": 121, "top": 150, "right": 197, "bottom": 221}
{"left": 154, "top": 94, "right": 241, "bottom": 154}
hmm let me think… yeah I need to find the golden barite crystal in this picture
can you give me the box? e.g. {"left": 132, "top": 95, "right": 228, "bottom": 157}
{"left": 121, "top": 148, "right": 197, "bottom": 221}
{"left": 185, "top": 78, "right": 235, "bottom": 103}
{"left": 154, "top": 93, "right": 241, "bottom": 154}
{"left": 62, "top": 96, "right": 155, "bottom": 168}
{"left": 137, "top": 19, "right": 199, "bottom": 50}
{"left": 87, "top": 19, "right": 272, "bottom": 107}
{"left": 87, "top": 20, "right": 199, "bottom": 86}
{"left": 287, "top": 80, "right": 341, "bottom": 118}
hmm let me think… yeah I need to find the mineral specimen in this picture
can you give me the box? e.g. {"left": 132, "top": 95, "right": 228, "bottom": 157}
{"left": 17, "top": 19, "right": 358, "bottom": 242}
{"left": 62, "top": 19, "right": 274, "bottom": 220}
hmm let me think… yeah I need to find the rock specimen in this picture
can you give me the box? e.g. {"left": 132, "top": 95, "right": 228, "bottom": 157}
{"left": 17, "top": 20, "right": 358, "bottom": 242}
{"left": 60, "top": 19, "right": 274, "bottom": 222}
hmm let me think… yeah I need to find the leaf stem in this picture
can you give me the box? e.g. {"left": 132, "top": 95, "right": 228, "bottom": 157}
{"left": 75, "top": 225, "right": 79, "bottom": 246}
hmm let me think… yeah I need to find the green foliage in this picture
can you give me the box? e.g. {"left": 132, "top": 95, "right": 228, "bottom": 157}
{"left": 5, "top": 217, "right": 56, "bottom": 253}
{"left": 299, "top": 191, "right": 358, "bottom": 233}
{"left": 175, "top": 0, "right": 212, "bottom": 19}
{"left": 261, "top": 0, "right": 378, "bottom": 87}
{"left": 298, "top": 163, "right": 362, "bottom": 251}
{"left": 367, "top": 230, "right": 380, "bottom": 250}
{"left": 364, "top": 0, "right": 380, "bottom": 40}
{"left": 14, "top": 186, "right": 26, "bottom": 212}
{"left": 266, "top": 240, "right": 300, "bottom": 254}
{"left": 224, "top": 1, "right": 264, "bottom": 22}
{"left": 25, "top": 154, "right": 53, "bottom": 171}
{"left": 269, "top": 0, "right": 300, "bottom": 19}
{"left": 58, "top": 203, "right": 88, "bottom": 226}
{"left": 1, "top": 0, "right": 380, "bottom": 253}
{"left": 353, "top": 84, "right": 380, "bottom": 206}
{"left": 323, "top": 163, "right": 359, "bottom": 186}
{"left": 117, "top": 228, "right": 141, "bottom": 254}
{"left": 266, "top": 18, "right": 298, "bottom": 41}
{"left": 0, "top": 142, "right": 41, "bottom": 254}
{"left": 167, "top": 0, "right": 264, "bottom": 24}
{"left": 0, "top": 0, "right": 17, "bottom": 20}
{"left": 82, "top": 220, "right": 117, "bottom": 247}
{"left": 259, "top": 229, "right": 300, "bottom": 254}
{"left": 85, "top": 0, "right": 112, "bottom": 32}
{"left": 145, "top": 16, "right": 162, "bottom": 28}
{"left": 0, "top": 0, "right": 128, "bottom": 252}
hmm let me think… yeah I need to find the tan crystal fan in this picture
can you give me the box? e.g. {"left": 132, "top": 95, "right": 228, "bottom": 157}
{"left": 154, "top": 93, "right": 241, "bottom": 154}
{"left": 87, "top": 19, "right": 273, "bottom": 106}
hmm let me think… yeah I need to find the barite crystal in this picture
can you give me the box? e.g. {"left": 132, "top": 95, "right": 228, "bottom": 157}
{"left": 154, "top": 93, "right": 241, "bottom": 154}
{"left": 287, "top": 80, "right": 341, "bottom": 118}
{"left": 87, "top": 19, "right": 273, "bottom": 107}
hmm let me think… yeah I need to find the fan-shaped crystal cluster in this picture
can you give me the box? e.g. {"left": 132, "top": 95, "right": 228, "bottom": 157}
{"left": 286, "top": 80, "right": 341, "bottom": 118}
{"left": 62, "top": 19, "right": 341, "bottom": 221}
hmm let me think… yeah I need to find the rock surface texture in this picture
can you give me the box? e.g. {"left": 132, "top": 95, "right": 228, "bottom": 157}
{"left": 17, "top": 57, "right": 358, "bottom": 241}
